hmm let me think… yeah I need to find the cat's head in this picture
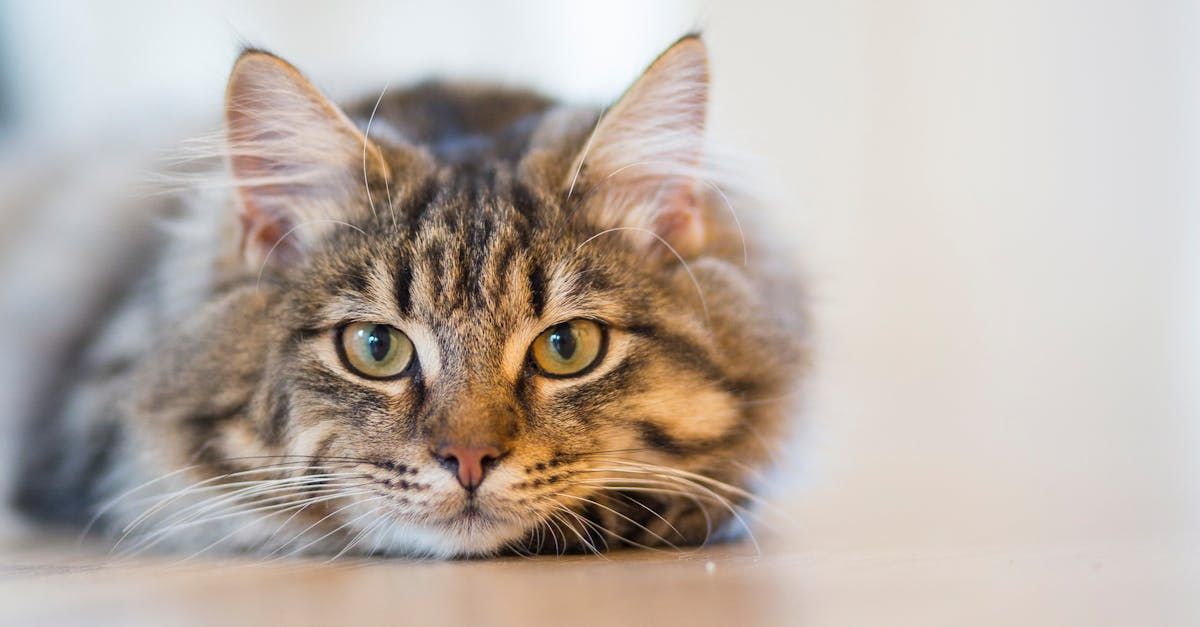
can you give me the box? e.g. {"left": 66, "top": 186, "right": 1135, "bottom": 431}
{"left": 155, "top": 36, "right": 804, "bottom": 557}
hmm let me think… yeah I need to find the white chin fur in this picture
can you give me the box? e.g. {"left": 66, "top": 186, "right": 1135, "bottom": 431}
{"left": 359, "top": 516, "right": 531, "bottom": 558}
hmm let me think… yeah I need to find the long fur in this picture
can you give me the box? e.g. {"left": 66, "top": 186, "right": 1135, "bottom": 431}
{"left": 7, "top": 36, "right": 809, "bottom": 558}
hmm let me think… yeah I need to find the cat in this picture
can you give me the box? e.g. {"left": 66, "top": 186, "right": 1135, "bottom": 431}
{"left": 6, "top": 34, "right": 808, "bottom": 558}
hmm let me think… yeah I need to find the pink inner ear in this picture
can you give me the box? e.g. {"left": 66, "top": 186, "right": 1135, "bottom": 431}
{"left": 230, "top": 149, "right": 300, "bottom": 265}
{"left": 564, "top": 37, "right": 711, "bottom": 259}
{"left": 224, "top": 52, "right": 389, "bottom": 269}
{"left": 239, "top": 207, "right": 301, "bottom": 267}
{"left": 651, "top": 184, "right": 706, "bottom": 258}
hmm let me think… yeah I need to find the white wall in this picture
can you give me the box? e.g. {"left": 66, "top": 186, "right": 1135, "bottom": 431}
{"left": 704, "top": 0, "right": 1200, "bottom": 549}
{"left": 0, "top": 0, "right": 699, "bottom": 141}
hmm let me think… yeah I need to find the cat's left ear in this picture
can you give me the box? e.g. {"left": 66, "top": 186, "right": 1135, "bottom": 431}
{"left": 566, "top": 35, "right": 710, "bottom": 258}
{"left": 225, "top": 50, "right": 390, "bottom": 267}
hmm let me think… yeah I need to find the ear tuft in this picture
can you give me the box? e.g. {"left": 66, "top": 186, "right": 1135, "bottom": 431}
{"left": 566, "top": 35, "right": 712, "bottom": 259}
{"left": 225, "top": 51, "right": 387, "bottom": 268}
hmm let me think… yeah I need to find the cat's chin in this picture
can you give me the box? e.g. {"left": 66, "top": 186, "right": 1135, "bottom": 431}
{"left": 364, "top": 512, "right": 532, "bottom": 558}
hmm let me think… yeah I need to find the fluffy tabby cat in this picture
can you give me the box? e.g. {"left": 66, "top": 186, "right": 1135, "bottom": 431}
{"left": 8, "top": 35, "right": 807, "bottom": 557}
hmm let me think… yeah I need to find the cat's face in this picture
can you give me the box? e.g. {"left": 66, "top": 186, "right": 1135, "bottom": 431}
{"left": 139, "top": 36, "right": 803, "bottom": 557}
{"left": 265, "top": 170, "right": 777, "bottom": 555}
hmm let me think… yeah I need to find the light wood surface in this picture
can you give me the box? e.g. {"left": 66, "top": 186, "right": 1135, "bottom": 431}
{"left": 2, "top": 529, "right": 1196, "bottom": 626}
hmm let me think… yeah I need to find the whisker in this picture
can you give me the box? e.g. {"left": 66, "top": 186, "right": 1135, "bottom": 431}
{"left": 264, "top": 495, "right": 386, "bottom": 560}
{"left": 209, "top": 454, "right": 383, "bottom": 465}
{"left": 565, "top": 107, "right": 608, "bottom": 202}
{"left": 552, "top": 503, "right": 613, "bottom": 555}
{"left": 594, "top": 459, "right": 798, "bottom": 534}
{"left": 81, "top": 464, "right": 204, "bottom": 541}
{"left": 88, "top": 460, "right": 332, "bottom": 539}
{"left": 537, "top": 512, "right": 564, "bottom": 556}
{"left": 174, "top": 484, "right": 374, "bottom": 563}
{"left": 119, "top": 487, "right": 374, "bottom": 558}
{"left": 569, "top": 481, "right": 717, "bottom": 539}
{"left": 126, "top": 470, "right": 368, "bottom": 513}
{"left": 553, "top": 493, "right": 680, "bottom": 551}
{"left": 566, "top": 447, "right": 657, "bottom": 458}
{"left": 586, "top": 459, "right": 770, "bottom": 508}
{"left": 271, "top": 497, "right": 389, "bottom": 560}
{"left": 117, "top": 469, "right": 367, "bottom": 540}
{"left": 327, "top": 507, "right": 393, "bottom": 562}
{"left": 136, "top": 474, "right": 373, "bottom": 536}
{"left": 116, "top": 465, "right": 359, "bottom": 538}
{"left": 361, "top": 82, "right": 390, "bottom": 223}
{"left": 575, "top": 226, "right": 710, "bottom": 323}
{"left": 167, "top": 487, "right": 372, "bottom": 558}
{"left": 605, "top": 490, "right": 689, "bottom": 544}
{"left": 574, "top": 158, "right": 749, "bottom": 267}
{"left": 255, "top": 219, "right": 367, "bottom": 290}
{"left": 365, "top": 514, "right": 404, "bottom": 558}
{"left": 542, "top": 506, "right": 602, "bottom": 558}
{"left": 574, "top": 466, "right": 763, "bottom": 554}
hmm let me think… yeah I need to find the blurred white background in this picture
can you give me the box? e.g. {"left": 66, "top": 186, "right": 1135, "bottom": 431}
{"left": 0, "top": 1, "right": 700, "bottom": 141}
{"left": 0, "top": 0, "right": 1196, "bottom": 621}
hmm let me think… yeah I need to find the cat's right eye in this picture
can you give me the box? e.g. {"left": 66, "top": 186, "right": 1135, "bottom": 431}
{"left": 337, "top": 322, "right": 415, "bottom": 380}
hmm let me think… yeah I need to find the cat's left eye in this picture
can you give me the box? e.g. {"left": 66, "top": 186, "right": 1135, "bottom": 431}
{"left": 530, "top": 319, "right": 606, "bottom": 377}
{"left": 337, "top": 322, "right": 415, "bottom": 380}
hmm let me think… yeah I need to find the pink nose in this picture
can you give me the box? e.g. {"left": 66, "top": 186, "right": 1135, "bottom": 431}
{"left": 435, "top": 444, "right": 505, "bottom": 491}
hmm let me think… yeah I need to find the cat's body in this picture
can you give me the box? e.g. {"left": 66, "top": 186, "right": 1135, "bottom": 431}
{"left": 6, "top": 37, "right": 807, "bottom": 557}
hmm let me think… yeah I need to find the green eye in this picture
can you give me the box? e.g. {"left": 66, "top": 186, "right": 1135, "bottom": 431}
{"left": 530, "top": 319, "right": 606, "bottom": 377}
{"left": 338, "top": 322, "right": 414, "bottom": 379}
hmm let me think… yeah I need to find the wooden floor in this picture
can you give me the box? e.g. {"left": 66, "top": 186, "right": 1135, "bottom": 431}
{"left": 1, "top": 516, "right": 1196, "bottom": 626}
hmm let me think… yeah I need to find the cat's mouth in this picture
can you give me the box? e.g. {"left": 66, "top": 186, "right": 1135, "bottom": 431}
{"left": 425, "top": 502, "right": 537, "bottom": 556}
{"left": 335, "top": 475, "right": 532, "bottom": 556}
{"left": 434, "top": 499, "right": 496, "bottom": 525}
{"left": 365, "top": 473, "right": 519, "bottom": 526}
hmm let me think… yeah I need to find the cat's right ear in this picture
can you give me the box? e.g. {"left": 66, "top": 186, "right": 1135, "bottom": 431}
{"left": 559, "top": 35, "right": 712, "bottom": 260}
{"left": 225, "top": 50, "right": 389, "bottom": 267}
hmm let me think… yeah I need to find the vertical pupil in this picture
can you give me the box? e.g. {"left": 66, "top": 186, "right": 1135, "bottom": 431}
{"left": 550, "top": 323, "right": 576, "bottom": 360}
{"left": 366, "top": 326, "right": 391, "bottom": 362}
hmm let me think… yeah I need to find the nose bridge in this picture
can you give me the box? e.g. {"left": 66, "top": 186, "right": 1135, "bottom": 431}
{"left": 423, "top": 325, "right": 519, "bottom": 446}
{"left": 429, "top": 387, "right": 519, "bottom": 448}
{"left": 427, "top": 321, "right": 515, "bottom": 434}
